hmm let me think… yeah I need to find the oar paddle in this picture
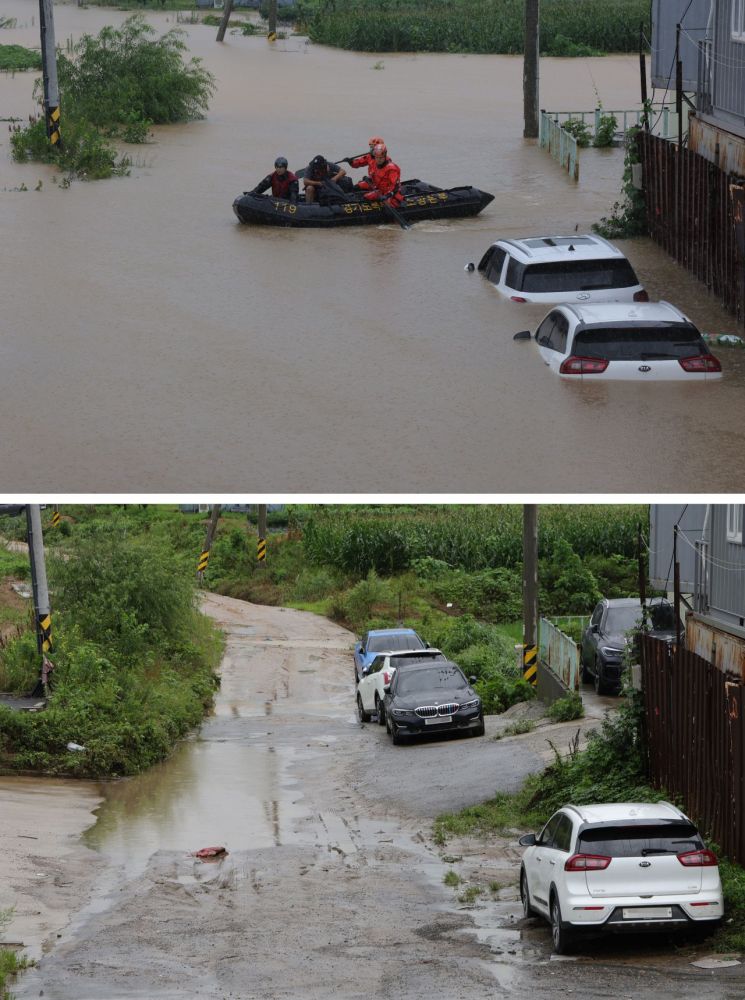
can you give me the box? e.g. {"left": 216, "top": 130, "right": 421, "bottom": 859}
{"left": 381, "top": 198, "right": 412, "bottom": 231}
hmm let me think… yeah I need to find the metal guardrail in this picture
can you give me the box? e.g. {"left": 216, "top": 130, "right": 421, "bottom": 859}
{"left": 538, "top": 617, "right": 583, "bottom": 691}
{"left": 539, "top": 112, "right": 579, "bottom": 180}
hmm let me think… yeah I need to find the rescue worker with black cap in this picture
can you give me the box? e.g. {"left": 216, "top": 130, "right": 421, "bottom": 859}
{"left": 303, "top": 154, "right": 347, "bottom": 204}
{"left": 250, "top": 157, "right": 299, "bottom": 202}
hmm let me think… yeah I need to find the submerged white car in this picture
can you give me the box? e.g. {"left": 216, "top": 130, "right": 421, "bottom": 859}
{"left": 356, "top": 649, "right": 446, "bottom": 726}
{"left": 519, "top": 802, "right": 723, "bottom": 954}
{"left": 477, "top": 233, "right": 647, "bottom": 304}
{"left": 516, "top": 301, "right": 722, "bottom": 380}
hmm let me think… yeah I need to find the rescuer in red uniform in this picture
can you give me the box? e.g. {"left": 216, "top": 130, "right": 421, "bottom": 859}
{"left": 349, "top": 136, "right": 385, "bottom": 192}
{"left": 363, "top": 144, "right": 403, "bottom": 205}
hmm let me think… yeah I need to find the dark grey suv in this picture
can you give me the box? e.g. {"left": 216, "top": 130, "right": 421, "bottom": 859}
{"left": 581, "top": 598, "right": 676, "bottom": 695}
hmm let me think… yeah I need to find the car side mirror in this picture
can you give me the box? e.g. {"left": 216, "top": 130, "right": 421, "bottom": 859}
{"left": 357, "top": 646, "right": 363, "bottom": 654}
{"left": 590, "top": 624, "right": 598, "bottom": 633}
{"left": 518, "top": 833, "right": 537, "bottom": 847}
{"left": 469, "top": 676, "right": 477, "bottom": 685}
{"left": 513, "top": 330, "right": 532, "bottom": 341}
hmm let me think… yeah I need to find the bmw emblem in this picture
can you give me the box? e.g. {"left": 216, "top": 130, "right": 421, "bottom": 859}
{"left": 638, "top": 365, "right": 652, "bottom": 372}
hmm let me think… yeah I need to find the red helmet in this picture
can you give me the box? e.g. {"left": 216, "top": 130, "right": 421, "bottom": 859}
{"left": 368, "top": 135, "right": 385, "bottom": 148}
{"left": 373, "top": 143, "right": 387, "bottom": 157}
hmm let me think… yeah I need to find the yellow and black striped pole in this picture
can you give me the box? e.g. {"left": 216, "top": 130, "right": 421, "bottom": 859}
{"left": 38, "top": 612, "right": 53, "bottom": 653}
{"left": 523, "top": 644, "right": 538, "bottom": 687}
{"left": 257, "top": 537, "right": 267, "bottom": 563}
{"left": 197, "top": 549, "right": 210, "bottom": 575}
{"left": 51, "top": 509, "right": 60, "bottom": 528}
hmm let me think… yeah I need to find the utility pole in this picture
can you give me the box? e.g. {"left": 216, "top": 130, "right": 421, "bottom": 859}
{"left": 639, "top": 21, "right": 649, "bottom": 125}
{"left": 196, "top": 504, "right": 221, "bottom": 582}
{"left": 39, "top": 0, "right": 62, "bottom": 147}
{"left": 257, "top": 504, "right": 267, "bottom": 566}
{"left": 637, "top": 523, "right": 648, "bottom": 626}
{"left": 268, "top": 0, "right": 278, "bottom": 40}
{"left": 522, "top": 504, "right": 538, "bottom": 688}
{"left": 26, "top": 504, "right": 53, "bottom": 696}
{"left": 216, "top": 0, "right": 235, "bottom": 43}
{"left": 523, "top": 0, "right": 540, "bottom": 139}
{"left": 673, "top": 525, "right": 682, "bottom": 649}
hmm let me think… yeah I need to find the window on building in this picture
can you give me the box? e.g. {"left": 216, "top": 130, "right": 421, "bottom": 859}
{"left": 733, "top": 0, "right": 745, "bottom": 42}
{"left": 727, "top": 504, "right": 743, "bottom": 544}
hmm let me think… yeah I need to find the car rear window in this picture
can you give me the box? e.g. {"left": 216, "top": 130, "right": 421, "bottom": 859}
{"left": 578, "top": 823, "right": 703, "bottom": 857}
{"left": 367, "top": 634, "right": 423, "bottom": 653}
{"left": 393, "top": 653, "right": 445, "bottom": 667}
{"left": 572, "top": 324, "right": 707, "bottom": 361}
{"left": 515, "top": 258, "right": 639, "bottom": 293}
{"left": 395, "top": 664, "right": 467, "bottom": 695}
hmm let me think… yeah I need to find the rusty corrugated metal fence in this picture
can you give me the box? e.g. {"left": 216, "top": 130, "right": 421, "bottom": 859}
{"left": 641, "top": 635, "right": 745, "bottom": 864}
{"left": 637, "top": 131, "right": 745, "bottom": 327}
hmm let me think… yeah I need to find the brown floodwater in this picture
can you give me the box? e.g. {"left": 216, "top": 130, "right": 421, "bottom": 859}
{"left": 2, "top": 1, "right": 744, "bottom": 491}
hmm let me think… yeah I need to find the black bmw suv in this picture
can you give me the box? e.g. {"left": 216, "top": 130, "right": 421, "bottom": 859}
{"left": 383, "top": 661, "right": 484, "bottom": 745}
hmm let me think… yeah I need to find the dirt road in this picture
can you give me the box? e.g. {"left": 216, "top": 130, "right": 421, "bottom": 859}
{"left": 7, "top": 596, "right": 744, "bottom": 998}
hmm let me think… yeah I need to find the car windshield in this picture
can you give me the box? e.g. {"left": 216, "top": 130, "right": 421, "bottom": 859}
{"left": 605, "top": 606, "right": 641, "bottom": 633}
{"left": 572, "top": 324, "right": 706, "bottom": 361}
{"left": 395, "top": 664, "right": 467, "bottom": 695}
{"left": 367, "top": 633, "right": 423, "bottom": 653}
{"left": 518, "top": 258, "right": 638, "bottom": 292}
{"left": 578, "top": 823, "right": 702, "bottom": 857}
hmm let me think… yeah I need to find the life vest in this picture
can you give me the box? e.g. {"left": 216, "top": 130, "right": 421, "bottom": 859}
{"left": 271, "top": 170, "right": 298, "bottom": 199}
{"left": 364, "top": 158, "right": 403, "bottom": 203}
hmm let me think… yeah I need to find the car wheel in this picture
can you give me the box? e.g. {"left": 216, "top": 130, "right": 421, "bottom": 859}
{"left": 357, "top": 694, "right": 372, "bottom": 724}
{"left": 593, "top": 658, "right": 608, "bottom": 696}
{"left": 580, "top": 659, "right": 592, "bottom": 684}
{"left": 391, "top": 725, "right": 404, "bottom": 746}
{"left": 550, "top": 894, "right": 574, "bottom": 955}
{"left": 471, "top": 715, "right": 485, "bottom": 737}
{"left": 520, "top": 869, "right": 535, "bottom": 919}
{"left": 375, "top": 695, "right": 386, "bottom": 726}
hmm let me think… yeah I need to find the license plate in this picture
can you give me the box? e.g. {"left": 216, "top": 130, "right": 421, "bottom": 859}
{"left": 424, "top": 715, "right": 452, "bottom": 725}
{"left": 622, "top": 907, "right": 672, "bottom": 920}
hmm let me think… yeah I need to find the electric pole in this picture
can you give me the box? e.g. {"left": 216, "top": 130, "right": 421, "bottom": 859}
{"left": 268, "top": 0, "right": 278, "bottom": 40}
{"left": 257, "top": 504, "right": 267, "bottom": 566}
{"left": 522, "top": 504, "right": 539, "bottom": 688}
{"left": 26, "top": 504, "right": 54, "bottom": 697}
{"left": 216, "top": 0, "right": 235, "bottom": 43}
{"left": 39, "top": 0, "right": 61, "bottom": 147}
{"left": 197, "top": 504, "right": 221, "bottom": 582}
{"left": 523, "top": 0, "right": 540, "bottom": 139}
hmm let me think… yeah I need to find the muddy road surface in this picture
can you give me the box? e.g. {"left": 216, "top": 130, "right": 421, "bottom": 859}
{"left": 3, "top": 1, "right": 745, "bottom": 491}
{"left": 12, "top": 596, "right": 744, "bottom": 999}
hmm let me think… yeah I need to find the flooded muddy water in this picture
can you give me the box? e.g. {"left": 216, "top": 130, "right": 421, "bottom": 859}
{"left": 2, "top": 1, "right": 745, "bottom": 491}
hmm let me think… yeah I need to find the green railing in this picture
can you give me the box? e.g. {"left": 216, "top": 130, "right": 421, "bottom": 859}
{"left": 540, "top": 112, "right": 579, "bottom": 180}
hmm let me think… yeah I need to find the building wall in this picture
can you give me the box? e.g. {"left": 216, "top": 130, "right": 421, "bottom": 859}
{"left": 649, "top": 504, "right": 706, "bottom": 592}
{"left": 652, "top": 0, "right": 711, "bottom": 90}
{"left": 707, "top": 0, "right": 745, "bottom": 134}
{"left": 707, "top": 504, "right": 745, "bottom": 628}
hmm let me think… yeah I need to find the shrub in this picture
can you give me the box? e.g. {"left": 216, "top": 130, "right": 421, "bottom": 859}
{"left": 562, "top": 118, "right": 592, "bottom": 147}
{"left": 594, "top": 111, "right": 618, "bottom": 147}
{"left": 546, "top": 691, "right": 584, "bottom": 722}
{"left": 0, "top": 632, "right": 39, "bottom": 694}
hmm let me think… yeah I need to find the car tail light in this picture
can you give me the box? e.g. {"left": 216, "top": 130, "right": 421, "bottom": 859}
{"left": 564, "top": 853, "right": 612, "bottom": 871}
{"left": 678, "top": 354, "right": 722, "bottom": 373}
{"left": 510, "top": 295, "right": 527, "bottom": 303}
{"left": 559, "top": 356, "right": 609, "bottom": 375}
{"left": 677, "top": 848, "right": 718, "bottom": 867}
{"left": 633, "top": 289, "right": 649, "bottom": 302}
{"left": 690, "top": 901, "right": 719, "bottom": 907}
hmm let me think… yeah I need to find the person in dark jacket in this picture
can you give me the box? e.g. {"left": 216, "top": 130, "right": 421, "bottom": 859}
{"left": 250, "top": 157, "right": 299, "bottom": 201}
{"left": 303, "top": 154, "right": 347, "bottom": 204}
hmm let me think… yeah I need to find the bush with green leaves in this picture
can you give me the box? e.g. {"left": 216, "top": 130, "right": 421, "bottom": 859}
{"left": 562, "top": 118, "right": 592, "bottom": 147}
{"left": 546, "top": 691, "right": 584, "bottom": 722}
{"left": 0, "top": 43, "right": 42, "bottom": 71}
{"left": 594, "top": 112, "right": 618, "bottom": 147}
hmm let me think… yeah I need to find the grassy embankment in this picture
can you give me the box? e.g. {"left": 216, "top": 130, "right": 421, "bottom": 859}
{"left": 304, "top": 0, "right": 650, "bottom": 55}
{"left": 0, "top": 509, "right": 223, "bottom": 778}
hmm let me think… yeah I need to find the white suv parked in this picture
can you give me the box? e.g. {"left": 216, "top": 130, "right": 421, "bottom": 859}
{"left": 519, "top": 301, "right": 722, "bottom": 380}
{"left": 477, "top": 234, "right": 647, "bottom": 304}
{"left": 519, "top": 802, "right": 723, "bottom": 953}
{"left": 356, "top": 649, "right": 445, "bottom": 726}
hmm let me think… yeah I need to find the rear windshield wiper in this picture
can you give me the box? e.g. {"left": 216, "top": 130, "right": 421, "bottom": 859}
{"left": 640, "top": 848, "right": 675, "bottom": 855}
{"left": 639, "top": 353, "right": 677, "bottom": 360}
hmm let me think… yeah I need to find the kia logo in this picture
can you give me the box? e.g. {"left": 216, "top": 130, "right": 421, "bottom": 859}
{"left": 639, "top": 861, "right": 652, "bottom": 867}
{"left": 576, "top": 292, "right": 591, "bottom": 300}
{"left": 638, "top": 365, "right": 652, "bottom": 372}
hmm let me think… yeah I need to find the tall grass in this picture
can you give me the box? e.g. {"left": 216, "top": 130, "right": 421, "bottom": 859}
{"left": 306, "top": 0, "right": 650, "bottom": 54}
{"left": 302, "top": 505, "right": 646, "bottom": 576}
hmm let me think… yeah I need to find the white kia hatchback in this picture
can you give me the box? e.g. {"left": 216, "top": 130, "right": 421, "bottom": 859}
{"left": 521, "top": 301, "right": 722, "bottom": 380}
{"left": 477, "top": 234, "right": 647, "bottom": 304}
{"left": 356, "top": 649, "right": 446, "bottom": 726}
{"left": 519, "top": 802, "right": 723, "bottom": 953}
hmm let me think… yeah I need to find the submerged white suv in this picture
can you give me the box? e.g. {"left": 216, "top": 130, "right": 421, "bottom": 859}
{"left": 356, "top": 649, "right": 446, "bottom": 726}
{"left": 477, "top": 234, "right": 647, "bottom": 304}
{"left": 519, "top": 802, "right": 723, "bottom": 953}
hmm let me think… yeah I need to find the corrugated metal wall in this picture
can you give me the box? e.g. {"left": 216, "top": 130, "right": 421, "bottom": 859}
{"left": 652, "top": 0, "right": 710, "bottom": 90}
{"left": 707, "top": 505, "right": 745, "bottom": 627}
{"left": 642, "top": 635, "right": 745, "bottom": 864}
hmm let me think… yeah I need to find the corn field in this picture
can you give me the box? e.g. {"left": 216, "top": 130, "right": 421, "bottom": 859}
{"left": 302, "top": 505, "right": 646, "bottom": 576}
{"left": 305, "top": 0, "right": 650, "bottom": 54}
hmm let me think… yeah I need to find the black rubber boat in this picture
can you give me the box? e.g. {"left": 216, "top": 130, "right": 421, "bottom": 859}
{"left": 232, "top": 179, "right": 494, "bottom": 228}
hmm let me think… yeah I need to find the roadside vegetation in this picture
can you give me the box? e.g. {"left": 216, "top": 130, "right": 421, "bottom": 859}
{"left": 434, "top": 692, "right": 745, "bottom": 953}
{"left": 0, "top": 44, "right": 42, "bottom": 72}
{"left": 302, "top": 0, "right": 649, "bottom": 55}
{"left": 0, "top": 512, "right": 222, "bottom": 778}
{"left": 10, "top": 16, "right": 214, "bottom": 180}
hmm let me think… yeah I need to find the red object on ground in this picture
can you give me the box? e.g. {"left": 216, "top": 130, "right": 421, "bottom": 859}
{"left": 193, "top": 846, "right": 228, "bottom": 858}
